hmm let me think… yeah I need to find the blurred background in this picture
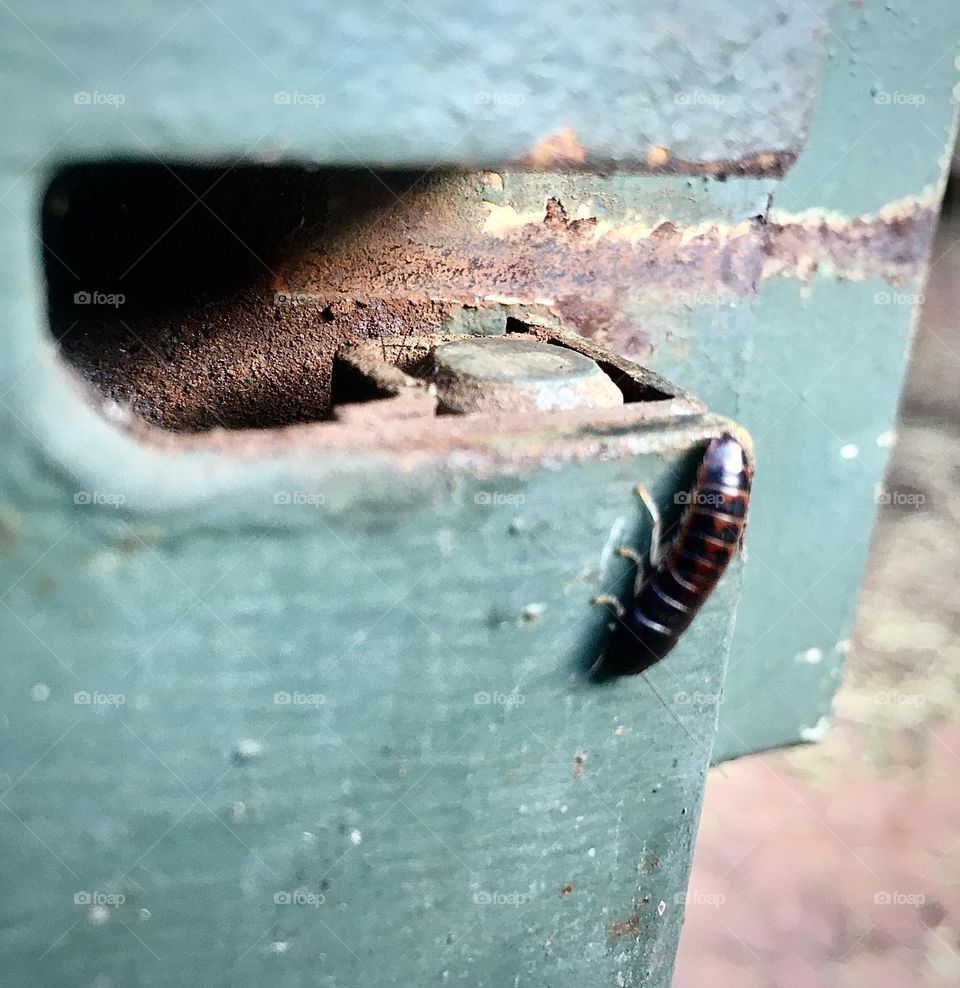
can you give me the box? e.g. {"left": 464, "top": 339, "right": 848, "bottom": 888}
{"left": 674, "top": 158, "right": 960, "bottom": 986}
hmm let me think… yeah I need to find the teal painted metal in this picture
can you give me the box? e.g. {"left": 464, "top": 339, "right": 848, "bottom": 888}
{"left": 0, "top": 393, "right": 744, "bottom": 985}
{"left": 0, "top": 0, "right": 957, "bottom": 982}
{"left": 0, "top": 1, "right": 831, "bottom": 171}
{"left": 715, "top": 0, "right": 960, "bottom": 759}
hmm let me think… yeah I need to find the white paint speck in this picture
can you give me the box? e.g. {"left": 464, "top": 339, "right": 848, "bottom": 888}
{"left": 234, "top": 739, "right": 262, "bottom": 760}
{"left": 587, "top": 847, "right": 596, "bottom": 858}
{"left": 794, "top": 647, "right": 823, "bottom": 665}
{"left": 31, "top": 683, "right": 49, "bottom": 702}
{"left": 435, "top": 529, "right": 456, "bottom": 556}
{"left": 876, "top": 430, "right": 896, "bottom": 448}
{"left": 840, "top": 444, "right": 859, "bottom": 460}
{"left": 270, "top": 941, "right": 288, "bottom": 954}
{"left": 657, "top": 900, "right": 666, "bottom": 916}
{"left": 835, "top": 639, "right": 851, "bottom": 654}
{"left": 799, "top": 716, "right": 831, "bottom": 742}
{"left": 518, "top": 602, "right": 546, "bottom": 626}
{"left": 88, "top": 905, "right": 110, "bottom": 926}
{"left": 139, "top": 908, "right": 151, "bottom": 922}
{"left": 349, "top": 828, "right": 362, "bottom": 845}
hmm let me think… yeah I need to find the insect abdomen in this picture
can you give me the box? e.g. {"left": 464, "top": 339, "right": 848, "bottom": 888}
{"left": 598, "top": 433, "right": 752, "bottom": 678}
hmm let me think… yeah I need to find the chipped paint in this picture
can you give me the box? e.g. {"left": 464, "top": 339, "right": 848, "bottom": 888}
{"left": 646, "top": 146, "right": 671, "bottom": 169}
{"left": 519, "top": 128, "right": 588, "bottom": 170}
{"left": 799, "top": 716, "right": 832, "bottom": 743}
{"left": 482, "top": 200, "right": 760, "bottom": 247}
{"left": 482, "top": 202, "right": 546, "bottom": 235}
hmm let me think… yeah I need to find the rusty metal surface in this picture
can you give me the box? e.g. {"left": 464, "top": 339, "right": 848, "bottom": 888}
{"left": 45, "top": 165, "right": 766, "bottom": 432}
{"left": 46, "top": 164, "right": 940, "bottom": 440}
{"left": 764, "top": 198, "right": 941, "bottom": 285}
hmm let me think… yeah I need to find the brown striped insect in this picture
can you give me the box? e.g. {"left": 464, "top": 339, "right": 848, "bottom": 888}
{"left": 591, "top": 433, "right": 752, "bottom": 678}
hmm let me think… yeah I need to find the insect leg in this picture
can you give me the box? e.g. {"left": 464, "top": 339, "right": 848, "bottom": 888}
{"left": 614, "top": 545, "right": 645, "bottom": 567}
{"left": 591, "top": 594, "right": 626, "bottom": 619}
{"left": 634, "top": 483, "right": 666, "bottom": 567}
{"left": 614, "top": 544, "right": 647, "bottom": 596}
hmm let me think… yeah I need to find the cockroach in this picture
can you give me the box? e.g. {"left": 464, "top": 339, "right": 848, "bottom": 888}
{"left": 592, "top": 432, "right": 752, "bottom": 678}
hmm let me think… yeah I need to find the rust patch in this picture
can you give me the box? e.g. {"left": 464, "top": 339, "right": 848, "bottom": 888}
{"left": 571, "top": 751, "right": 587, "bottom": 779}
{"left": 638, "top": 148, "right": 796, "bottom": 180}
{"left": 543, "top": 197, "right": 597, "bottom": 236}
{"left": 47, "top": 163, "right": 935, "bottom": 443}
{"left": 57, "top": 290, "right": 455, "bottom": 432}
{"left": 646, "top": 146, "right": 671, "bottom": 169}
{"left": 282, "top": 206, "right": 766, "bottom": 305}
{"left": 765, "top": 200, "right": 940, "bottom": 285}
{"left": 45, "top": 163, "right": 767, "bottom": 434}
{"left": 103, "top": 369, "right": 733, "bottom": 477}
{"left": 607, "top": 915, "right": 640, "bottom": 939}
{"left": 519, "top": 128, "right": 588, "bottom": 170}
{"left": 513, "top": 145, "right": 796, "bottom": 179}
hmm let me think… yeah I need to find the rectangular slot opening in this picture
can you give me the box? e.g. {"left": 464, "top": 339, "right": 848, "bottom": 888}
{"left": 42, "top": 163, "right": 680, "bottom": 434}
{"left": 42, "top": 163, "right": 462, "bottom": 432}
